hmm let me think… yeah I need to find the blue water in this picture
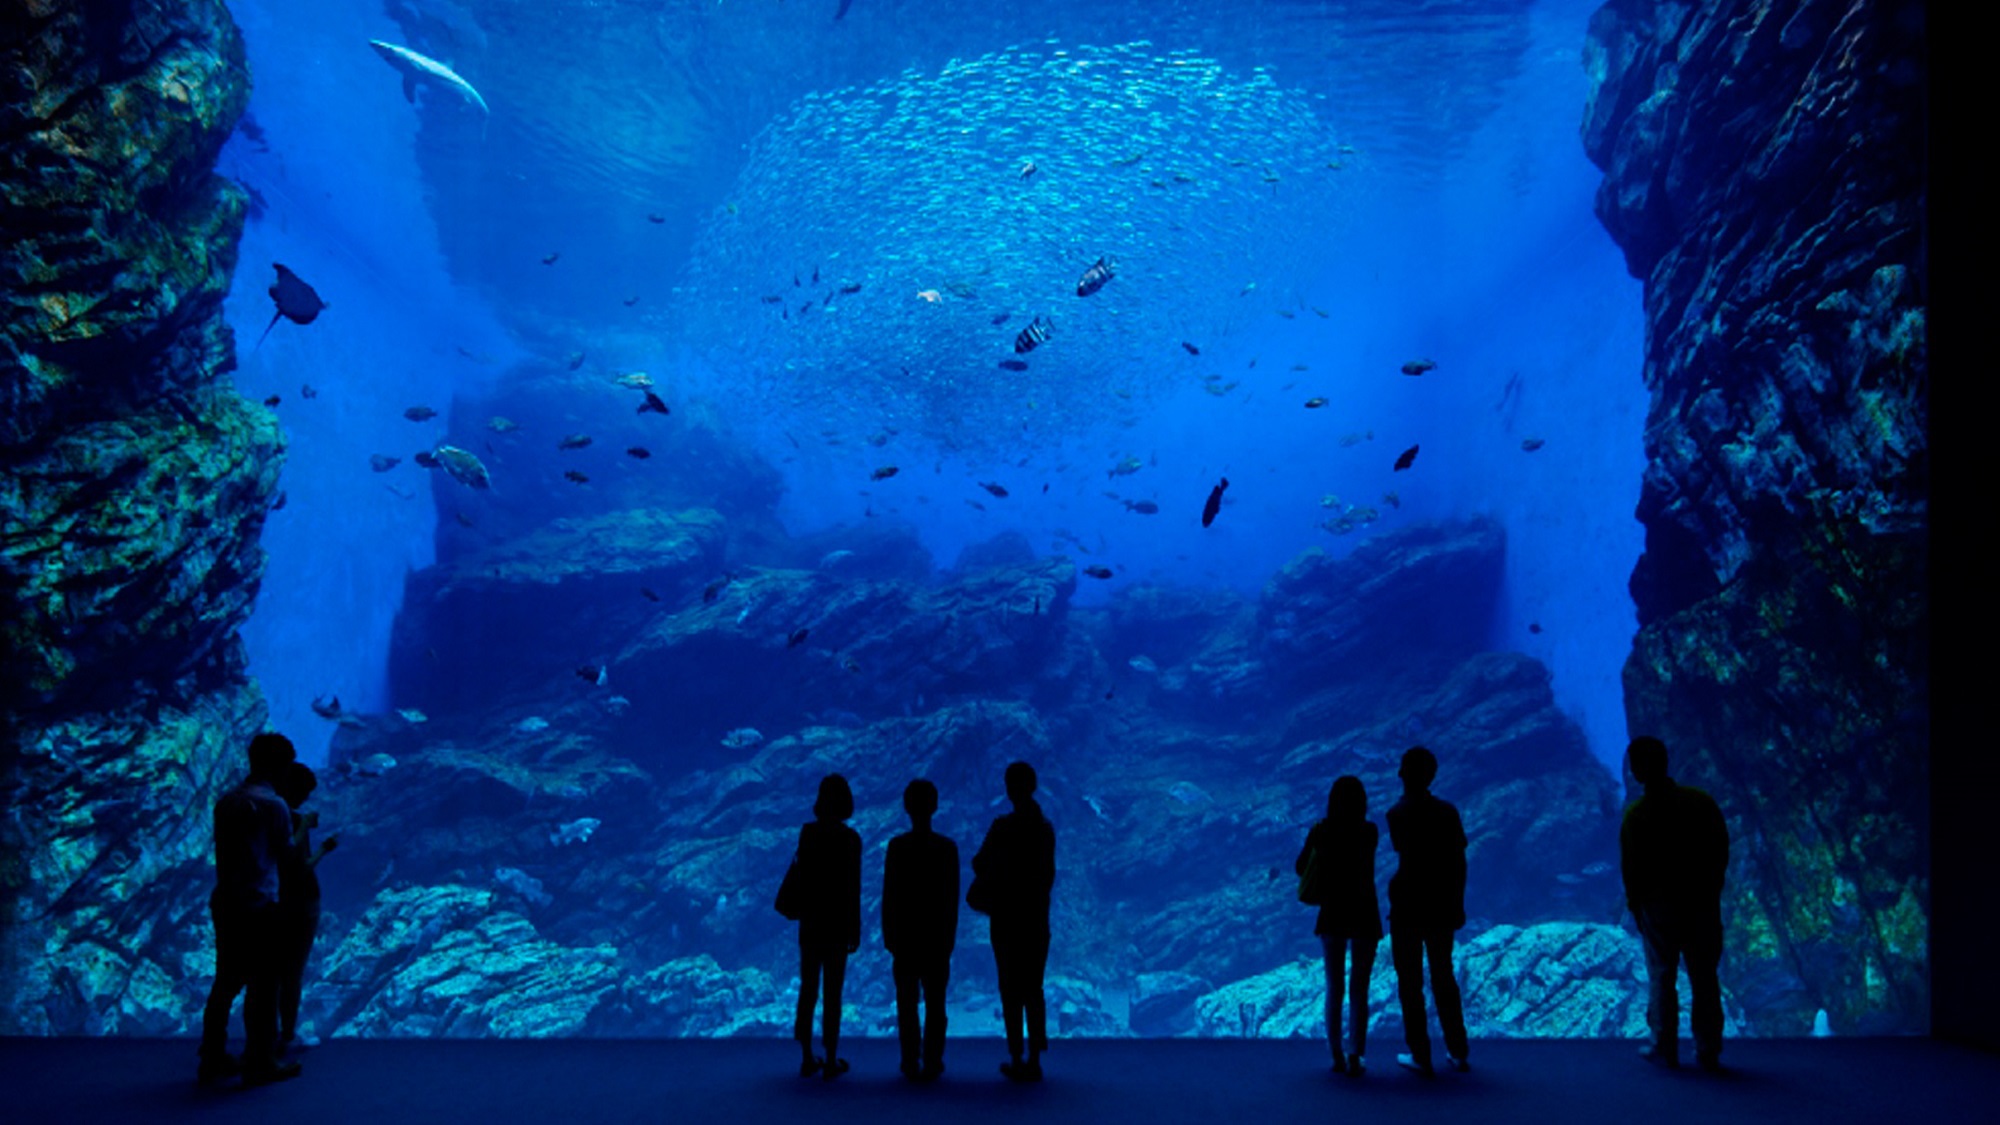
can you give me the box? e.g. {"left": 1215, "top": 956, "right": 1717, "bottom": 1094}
{"left": 222, "top": 0, "right": 1641, "bottom": 774}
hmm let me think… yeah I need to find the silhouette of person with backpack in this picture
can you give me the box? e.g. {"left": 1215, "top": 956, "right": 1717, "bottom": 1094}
{"left": 787, "top": 774, "right": 861, "bottom": 1079}
{"left": 1386, "top": 746, "right": 1469, "bottom": 1076}
{"left": 1297, "top": 774, "right": 1382, "bottom": 1075}
{"left": 1621, "top": 735, "right": 1729, "bottom": 1070}
{"left": 883, "top": 778, "right": 960, "bottom": 1080}
{"left": 970, "top": 761, "right": 1055, "bottom": 1081}
{"left": 198, "top": 732, "right": 301, "bottom": 1086}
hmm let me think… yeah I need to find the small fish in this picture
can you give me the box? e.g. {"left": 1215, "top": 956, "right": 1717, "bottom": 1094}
{"left": 1291, "top": 364, "right": 1309, "bottom": 372}
{"left": 1393, "top": 445, "right": 1419, "bottom": 471}
{"left": 838, "top": 281, "right": 863, "bottom": 295}
{"left": 871, "top": 466, "right": 899, "bottom": 481}
{"left": 564, "top": 470, "right": 589, "bottom": 484}
{"left": 310, "top": 694, "right": 343, "bottom": 719}
{"left": 1312, "top": 307, "right": 1331, "bottom": 318}
{"left": 271, "top": 491, "right": 287, "bottom": 510}
{"left": 575, "top": 664, "right": 609, "bottom": 686}
{"left": 1304, "top": 397, "right": 1328, "bottom": 409}
{"left": 542, "top": 252, "right": 560, "bottom": 265}
{"left": 647, "top": 213, "right": 666, "bottom": 224}
{"left": 1108, "top": 457, "right": 1143, "bottom": 478}
{"left": 638, "top": 390, "right": 670, "bottom": 415}
{"left": 487, "top": 416, "right": 519, "bottom": 433}
{"left": 566, "top": 351, "right": 586, "bottom": 370}
{"left": 991, "top": 311, "right": 1011, "bottom": 326}
{"left": 404, "top": 405, "right": 437, "bottom": 422}
{"left": 999, "top": 359, "right": 1030, "bottom": 372}
{"left": 966, "top": 498, "right": 988, "bottom": 512}
{"left": 397, "top": 708, "right": 428, "bottom": 724}
{"left": 787, "top": 628, "right": 810, "bottom": 648}
{"left": 558, "top": 434, "right": 593, "bottom": 450}
{"left": 550, "top": 817, "right": 601, "bottom": 846}
{"left": 640, "top": 587, "right": 661, "bottom": 602}
{"left": 703, "top": 577, "right": 729, "bottom": 603}
{"left": 434, "top": 446, "right": 491, "bottom": 489}
{"left": 300, "top": 384, "right": 318, "bottom": 399}
{"left": 1014, "top": 316, "right": 1051, "bottom": 354}
{"left": 1277, "top": 309, "right": 1296, "bottom": 319}
{"left": 761, "top": 295, "right": 783, "bottom": 304}
{"left": 1020, "top": 159, "right": 1037, "bottom": 179}
{"left": 454, "top": 511, "right": 474, "bottom": 528}
{"left": 624, "top": 295, "right": 641, "bottom": 307}
{"left": 263, "top": 394, "right": 281, "bottom": 407}
{"left": 1521, "top": 437, "right": 1546, "bottom": 452}
{"left": 1123, "top": 499, "right": 1159, "bottom": 515}
{"left": 979, "top": 482, "right": 1009, "bottom": 498}
{"left": 626, "top": 446, "right": 651, "bottom": 459}
{"left": 615, "top": 371, "right": 655, "bottom": 389}
{"left": 1076, "top": 256, "right": 1116, "bottom": 297}
{"left": 369, "top": 454, "right": 401, "bottom": 472}
{"left": 354, "top": 753, "right": 398, "bottom": 777}
{"left": 1528, "top": 622, "right": 1544, "bottom": 635}
{"left": 1382, "top": 491, "right": 1400, "bottom": 509}
{"left": 1181, "top": 341, "right": 1200, "bottom": 356}
{"left": 1083, "top": 566, "right": 1114, "bottom": 580}
{"left": 256, "top": 263, "right": 328, "bottom": 349}
{"left": 1202, "top": 477, "right": 1229, "bottom": 527}
{"left": 1401, "top": 358, "right": 1437, "bottom": 376}
{"left": 917, "top": 289, "right": 943, "bottom": 303}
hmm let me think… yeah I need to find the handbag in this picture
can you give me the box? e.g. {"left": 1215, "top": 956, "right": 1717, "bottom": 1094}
{"left": 965, "top": 873, "right": 995, "bottom": 916}
{"left": 1297, "top": 845, "right": 1325, "bottom": 906}
{"left": 775, "top": 851, "right": 805, "bottom": 920}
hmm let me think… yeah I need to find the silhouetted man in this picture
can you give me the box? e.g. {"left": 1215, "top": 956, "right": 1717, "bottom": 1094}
{"left": 972, "top": 761, "right": 1055, "bottom": 1081}
{"left": 198, "top": 732, "right": 301, "bottom": 1086}
{"left": 883, "top": 779, "right": 960, "bottom": 1080}
{"left": 1386, "top": 746, "right": 1469, "bottom": 1076}
{"left": 1621, "top": 735, "right": 1729, "bottom": 1070}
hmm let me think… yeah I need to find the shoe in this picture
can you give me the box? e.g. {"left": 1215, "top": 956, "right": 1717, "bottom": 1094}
{"left": 1000, "top": 1060, "right": 1042, "bottom": 1082}
{"left": 800, "top": 1054, "right": 822, "bottom": 1078}
{"left": 241, "top": 1058, "right": 302, "bottom": 1086}
{"left": 821, "top": 1057, "right": 849, "bottom": 1081}
{"left": 1397, "top": 1053, "right": 1434, "bottom": 1076}
{"left": 1638, "top": 1044, "right": 1679, "bottom": 1068}
{"left": 196, "top": 1053, "right": 241, "bottom": 1086}
{"left": 1696, "top": 1052, "right": 1724, "bottom": 1073}
{"left": 1347, "top": 1053, "right": 1365, "bottom": 1076}
{"left": 1022, "top": 1060, "right": 1044, "bottom": 1082}
{"left": 920, "top": 1061, "right": 946, "bottom": 1082}
{"left": 1447, "top": 1054, "right": 1470, "bottom": 1073}
{"left": 1331, "top": 1052, "right": 1348, "bottom": 1074}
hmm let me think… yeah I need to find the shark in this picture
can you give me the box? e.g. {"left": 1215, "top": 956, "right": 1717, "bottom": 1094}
{"left": 368, "top": 39, "right": 489, "bottom": 115}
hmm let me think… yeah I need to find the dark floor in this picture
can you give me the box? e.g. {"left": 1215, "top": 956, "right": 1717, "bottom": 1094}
{"left": 3, "top": 1037, "right": 1995, "bottom": 1125}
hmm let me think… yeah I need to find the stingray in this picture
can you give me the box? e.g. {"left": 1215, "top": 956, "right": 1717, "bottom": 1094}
{"left": 257, "top": 263, "right": 326, "bottom": 349}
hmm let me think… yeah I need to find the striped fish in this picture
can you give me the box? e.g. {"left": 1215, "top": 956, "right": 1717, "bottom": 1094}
{"left": 1014, "top": 316, "right": 1052, "bottom": 354}
{"left": 1076, "top": 256, "right": 1116, "bottom": 297}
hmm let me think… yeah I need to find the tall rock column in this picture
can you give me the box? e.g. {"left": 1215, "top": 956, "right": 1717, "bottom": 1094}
{"left": 1583, "top": 0, "right": 1926, "bottom": 1033}
{"left": 1, "top": 0, "right": 281, "bottom": 1032}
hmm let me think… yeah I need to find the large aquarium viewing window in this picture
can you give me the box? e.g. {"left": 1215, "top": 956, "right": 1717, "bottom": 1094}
{"left": 1, "top": 0, "right": 1927, "bottom": 1053}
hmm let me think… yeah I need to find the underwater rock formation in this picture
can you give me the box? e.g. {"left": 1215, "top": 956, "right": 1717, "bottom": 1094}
{"left": 1584, "top": 0, "right": 1927, "bottom": 1033}
{"left": 0, "top": 0, "right": 271, "bottom": 1033}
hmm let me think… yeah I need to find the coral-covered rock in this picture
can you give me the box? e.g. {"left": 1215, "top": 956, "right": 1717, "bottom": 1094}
{"left": 1585, "top": 0, "right": 1927, "bottom": 1033}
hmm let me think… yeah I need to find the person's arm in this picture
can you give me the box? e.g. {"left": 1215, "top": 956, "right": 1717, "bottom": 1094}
{"left": 882, "top": 838, "right": 901, "bottom": 952}
{"left": 307, "top": 834, "right": 339, "bottom": 868}
{"left": 1619, "top": 803, "right": 1640, "bottom": 911}
{"left": 945, "top": 840, "right": 961, "bottom": 941}
{"left": 1295, "top": 823, "right": 1318, "bottom": 877}
{"left": 845, "top": 829, "right": 863, "bottom": 952}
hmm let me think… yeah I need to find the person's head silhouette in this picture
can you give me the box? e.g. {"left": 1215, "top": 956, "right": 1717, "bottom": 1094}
{"left": 814, "top": 773, "right": 854, "bottom": 822}
{"left": 248, "top": 732, "right": 296, "bottom": 783}
{"left": 275, "top": 762, "right": 317, "bottom": 810}
{"left": 1627, "top": 736, "right": 1670, "bottom": 786}
{"left": 1328, "top": 774, "right": 1367, "bottom": 822}
{"left": 1398, "top": 745, "right": 1437, "bottom": 793}
{"left": 904, "top": 778, "right": 938, "bottom": 825}
{"left": 1004, "top": 761, "right": 1037, "bottom": 806}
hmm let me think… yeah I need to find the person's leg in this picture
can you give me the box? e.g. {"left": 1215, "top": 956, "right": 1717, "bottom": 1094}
{"left": 1321, "top": 933, "right": 1343, "bottom": 1062}
{"left": 993, "top": 926, "right": 1024, "bottom": 1064}
{"left": 1024, "top": 925, "right": 1050, "bottom": 1065}
{"left": 241, "top": 903, "right": 285, "bottom": 1072}
{"left": 1392, "top": 926, "right": 1431, "bottom": 1069}
{"left": 199, "top": 901, "right": 246, "bottom": 1067}
{"left": 1686, "top": 912, "right": 1725, "bottom": 1065}
{"left": 1636, "top": 908, "right": 1681, "bottom": 1062}
{"left": 922, "top": 953, "right": 950, "bottom": 1072}
{"left": 278, "top": 905, "right": 307, "bottom": 1048}
{"left": 822, "top": 950, "right": 848, "bottom": 1065}
{"left": 1350, "top": 936, "right": 1378, "bottom": 1061}
{"left": 893, "top": 955, "right": 920, "bottom": 1074}
{"left": 1427, "top": 929, "right": 1467, "bottom": 1065}
{"left": 795, "top": 945, "right": 821, "bottom": 1066}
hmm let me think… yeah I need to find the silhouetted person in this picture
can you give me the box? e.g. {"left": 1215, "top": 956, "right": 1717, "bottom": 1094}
{"left": 883, "top": 778, "right": 960, "bottom": 1080}
{"left": 1386, "top": 745, "right": 1469, "bottom": 1076}
{"left": 274, "top": 762, "right": 338, "bottom": 1054}
{"left": 1622, "top": 735, "right": 1729, "bottom": 1070}
{"left": 971, "top": 760, "right": 1056, "bottom": 1081}
{"left": 1297, "top": 774, "right": 1382, "bottom": 1075}
{"left": 198, "top": 732, "right": 301, "bottom": 1086}
{"left": 792, "top": 774, "right": 861, "bottom": 1079}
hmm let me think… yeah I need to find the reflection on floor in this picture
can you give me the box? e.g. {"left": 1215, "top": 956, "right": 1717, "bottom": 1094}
{"left": 2, "top": 1037, "right": 1992, "bottom": 1125}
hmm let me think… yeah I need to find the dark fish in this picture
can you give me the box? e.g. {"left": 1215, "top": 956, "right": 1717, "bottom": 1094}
{"left": 1181, "top": 341, "right": 1200, "bottom": 356}
{"left": 839, "top": 282, "right": 863, "bottom": 294}
{"left": 638, "top": 390, "right": 670, "bottom": 415}
{"left": 641, "top": 587, "right": 661, "bottom": 602}
{"left": 310, "top": 694, "right": 342, "bottom": 719}
{"left": 558, "top": 434, "right": 592, "bottom": 450}
{"left": 564, "top": 470, "right": 590, "bottom": 484}
{"left": 1528, "top": 622, "right": 1544, "bottom": 634}
{"left": 566, "top": 351, "right": 585, "bottom": 370}
{"left": 414, "top": 451, "right": 441, "bottom": 469}
{"left": 966, "top": 499, "right": 986, "bottom": 511}
{"left": 1202, "top": 477, "right": 1229, "bottom": 528}
{"left": 1123, "top": 499, "right": 1159, "bottom": 515}
{"left": 702, "top": 577, "right": 728, "bottom": 603}
{"left": 271, "top": 490, "right": 287, "bottom": 511}
{"left": 575, "top": 664, "right": 607, "bottom": 685}
{"left": 626, "top": 446, "right": 651, "bottom": 459}
{"left": 369, "top": 454, "right": 401, "bottom": 472}
{"left": 787, "top": 628, "right": 810, "bottom": 648}
{"left": 1401, "top": 358, "right": 1436, "bottom": 376}
{"left": 1084, "top": 565, "right": 1113, "bottom": 579}
{"left": 999, "top": 359, "right": 1030, "bottom": 372}
{"left": 991, "top": 311, "right": 1011, "bottom": 326}
{"left": 300, "top": 384, "right": 318, "bottom": 399}
{"left": 812, "top": 266, "right": 820, "bottom": 284}
{"left": 625, "top": 296, "right": 640, "bottom": 307}
{"left": 454, "top": 511, "right": 474, "bottom": 528}
{"left": 257, "top": 263, "right": 327, "bottom": 349}
{"left": 1304, "top": 397, "right": 1328, "bottom": 409}
{"left": 542, "top": 252, "right": 560, "bottom": 265}
{"left": 1521, "top": 437, "right": 1546, "bottom": 452}
{"left": 263, "top": 394, "right": 281, "bottom": 407}
{"left": 1014, "top": 316, "right": 1051, "bottom": 354}
{"left": 647, "top": 213, "right": 666, "bottom": 224}
{"left": 871, "top": 466, "right": 899, "bottom": 481}
{"left": 761, "top": 295, "right": 784, "bottom": 304}
{"left": 1076, "top": 256, "right": 1116, "bottom": 297}
{"left": 404, "top": 406, "right": 437, "bottom": 422}
{"left": 1393, "top": 445, "right": 1419, "bottom": 471}
{"left": 1041, "top": 483, "right": 1049, "bottom": 493}
{"left": 979, "top": 482, "right": 1009, "bottom": 498}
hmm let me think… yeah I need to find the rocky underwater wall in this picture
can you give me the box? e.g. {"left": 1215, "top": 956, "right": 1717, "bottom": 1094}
{"left": 1584, "top": 0, "right": 1927, "bottom": 1033}
{"left": 0, "top": 1, "right": 276, "bottom": 1032}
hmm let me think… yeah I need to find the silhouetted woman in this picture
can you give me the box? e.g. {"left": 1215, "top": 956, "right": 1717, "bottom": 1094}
{"left": 1296, "top": 774, "right": 1381, "bottom": 1074}
{"left": 274, "top": 762, "right": 338, "bottom": 1054}
{"left": 793, "top": 774, "right": 861, "bottom": 1079}
{"left": 972, "top": 761, "right": 1056, "bottom": 1081}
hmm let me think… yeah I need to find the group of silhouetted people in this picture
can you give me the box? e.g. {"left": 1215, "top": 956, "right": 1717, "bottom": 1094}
{"left": 198, "top": 732, "right": 337, "bottom": 1086}
{"left": 781, "top": 760, "right": 1054, "bottom": 1081}
{"left": 196, "top": 733, "right": 1726, "bottom": 1086}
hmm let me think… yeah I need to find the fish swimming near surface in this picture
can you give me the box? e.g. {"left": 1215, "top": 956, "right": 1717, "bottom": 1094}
{"left": 721, "top": 728, "right": 764, "bottom": 750}
{"left": 1202, "top": 477, "right": 1229, "bottom": 527}
{"left": 1393, "top": 445, "right": 1419, "bottom": 471}
{"left": 1076, "top": 256, "right": 1116, "bottom": 297}
{"left": 550, "top": 817, "right": 601, "bottom": 846}
{"left": 1401, "top": 358, "right": 1437, "bottom": 376}
{"left": 1014, "top": 316, "right": 1051, "bottom": 354}
{"left": 404, "top": 405, "right": 437, "bottom": 422}
{"left": 638, "top": 390, "right": 670, "bottom": 415}
{"left": 256, "top": 264, "right": 327, "bottom": 349}
{"left": 368, "top": 40, "right": 491, "bottom": 114}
